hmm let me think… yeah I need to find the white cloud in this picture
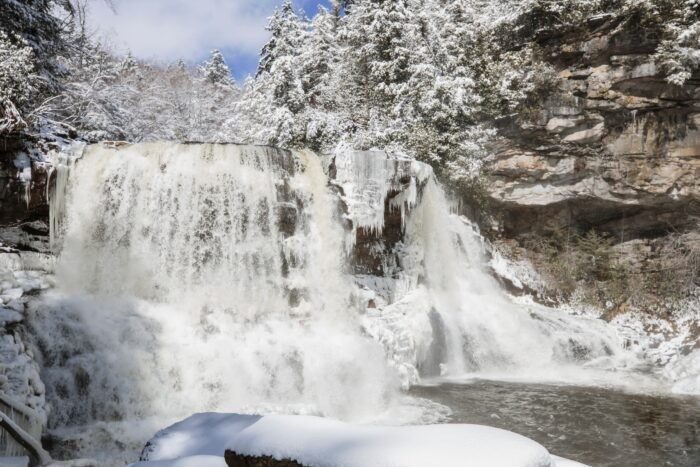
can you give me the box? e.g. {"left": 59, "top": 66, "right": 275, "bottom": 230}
{"left": 89, "top": 0, "right": 282, "bottom": 64}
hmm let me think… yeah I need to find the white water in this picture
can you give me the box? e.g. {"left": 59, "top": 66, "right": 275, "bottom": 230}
{"left": 361, "top": 180, "right": 642, "bottom": 388}
{"left": 30, "top": 143, "right": 649, "bottom": 461}
{"left": 33, "top": 144, "right": 433, "bottom": 461}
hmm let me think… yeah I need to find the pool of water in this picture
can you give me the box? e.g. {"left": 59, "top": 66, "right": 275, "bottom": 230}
{"left": 410, "top": 380, "right": 700, "bottom": 467}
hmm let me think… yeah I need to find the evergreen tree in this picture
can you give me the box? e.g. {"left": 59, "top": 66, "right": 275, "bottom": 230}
{"left": 202, "top": 49, "right": 235, "bottom": 87}
{"left": 0, "top": 0, "right": 74, "bottom": 127}
{"left": 257, "top": 0, "right": 305, "bottom": 77}
{"left": 653, "top": 0, "right": 700, "bottom": 85}
{"left": 299, "top": 6, "right": 346, "bottom": 150}
{"left": 242, "top": 0, "right": 307, "bottom": 146}
{"left": 120, "top": 51, "right": 138, "bottom": 75}
{"left": 0, "top": 31, "right": 37, "bottom": 110}
{"left": 0, "top": 31, "right": 36, "bottom": 133}
{"left": 339, "top": 0, "right": 421, "bottom": 148}
{"left": 0, "top": 0, "right": 71, "bottom": 60}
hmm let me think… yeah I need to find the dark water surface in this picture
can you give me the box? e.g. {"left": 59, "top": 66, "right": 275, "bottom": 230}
{"left": 411, "top": 380, "right": 700, "bottom": 467}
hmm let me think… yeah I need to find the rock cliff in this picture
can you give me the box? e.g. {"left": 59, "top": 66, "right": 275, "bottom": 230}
{"left": 482, "top": 11, "right": 700, "bottom": 312}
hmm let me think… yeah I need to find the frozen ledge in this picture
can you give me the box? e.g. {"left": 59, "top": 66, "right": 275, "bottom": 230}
{"left": 328, "top": 150, "right": 433, "bottom": 237}
{"left": 135, "top": 413, "right": 589, "bottom": 467}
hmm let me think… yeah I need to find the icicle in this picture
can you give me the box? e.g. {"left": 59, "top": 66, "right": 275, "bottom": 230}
{"left": 47, "top": 143, "right": 85, "bottom": 252}
{"left": 331, "top": 150, "right": 432, "bottom": 248}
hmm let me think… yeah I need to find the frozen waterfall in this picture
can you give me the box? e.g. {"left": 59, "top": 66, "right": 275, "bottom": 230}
{"left": 29, "top": 143, "right": 641, "bottom": 461}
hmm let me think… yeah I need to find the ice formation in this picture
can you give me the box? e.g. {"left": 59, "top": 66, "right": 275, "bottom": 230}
{"left": 0, "top": 248, "right": 52, "bottom": 423}
{"left": 47, "top": 143, "right": 85, "bottom": 251}
{"left": 330, "top": 150, "right": 432, "bottom": 241}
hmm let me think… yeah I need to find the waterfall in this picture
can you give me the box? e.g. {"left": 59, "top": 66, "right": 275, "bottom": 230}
{"left": 361, "top": 178, "right": 639, "bottom": 387}
{"left": 29, "top": 143, "right": 641, "bottom": 461}
{"left": 31, "top": 143, "right": 427, "bottom": 461}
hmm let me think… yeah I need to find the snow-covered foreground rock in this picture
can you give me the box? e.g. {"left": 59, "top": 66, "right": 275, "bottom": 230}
{"left": 134, "top": 413, "right": 587, "bottom": 467}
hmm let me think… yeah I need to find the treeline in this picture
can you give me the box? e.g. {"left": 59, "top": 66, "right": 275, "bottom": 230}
{"left": 1, "top": 0, "right": 698, "bottom": 188}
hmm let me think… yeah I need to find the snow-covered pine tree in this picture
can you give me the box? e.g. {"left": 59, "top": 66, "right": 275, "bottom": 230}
{"left": 653, "top": 0, "right": 700, "bottom": 85}
{"left": 0, "top": 0, "right": 71, "bottom": 63}
{"left": 241, "top": 0, "right": 307, "bottom": 147}
{"left": 298, "top": 5, "right": 347, "bottom": 150}
{"left": 398, "top": 0, "right": 486, "bottom": 180}
{"left": 257, "top": 0, "right": 305, "bottom": 77}
{"left": 0, "top": 30, "right": 36, "bottom": 126}
{"left": 0, "top": 0, "right": 76, "bottom": 131}
{"left": 202, "top": 49, "right": 235, "bottom": 87}
{"left": 340, "top": 0, "right": 422, "bottom": 148}
{"left": 120, "top": 51, "right": 138, "bottom": 75}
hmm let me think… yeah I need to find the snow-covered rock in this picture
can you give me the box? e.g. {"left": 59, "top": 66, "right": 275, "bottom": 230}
{"left": 0, "top": 247, "right": 50, "bottom": 424}
{"left": 0, "top": 308, "right": 23, "bottom": 326}
{"left": 665, "top": 349, "right": 700, "bottom": 395}
{"left": 2, "top": 288, "right": 23, "bottom": 300}
{"left": 137, "top": 413, "right": 587, "bottom": 467}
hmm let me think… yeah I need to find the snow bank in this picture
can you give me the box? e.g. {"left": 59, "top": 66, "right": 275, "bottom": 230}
{"left": 138, "top": 413, "right": 587, "bottom": 467}
{"left": 665, "top": 349, "right": 700, "bottom": 395}
{"left": 551, "top": 455, "right": 589, "bottom": 467}
{"left": 0, "top": 457, "right": 29, "bottom": 467}
{"left": 131, "top": 455, "right": 225, "bottom": 467}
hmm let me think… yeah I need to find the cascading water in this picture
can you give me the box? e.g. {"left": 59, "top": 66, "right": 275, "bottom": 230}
{"left": 29, "top": 143, "right": 644, "bottom": 462}
{"left": 329, "top": 151, "right": 641, "bottom": 388}
{"left": 360, "top": 179, "right": 638, "bottom": 386}
{"left": 30, "top": 143, "right": 427, "bottom": 461}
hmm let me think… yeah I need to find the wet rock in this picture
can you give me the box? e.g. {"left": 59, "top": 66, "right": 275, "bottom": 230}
{"left": 0, "top": 134, "right": 51, "bottom": 252}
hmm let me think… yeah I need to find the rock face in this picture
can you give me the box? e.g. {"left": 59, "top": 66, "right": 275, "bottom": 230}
{"left": 484, "top": 16, "right": 699, "bottom": 243}
{"left": 0, "top": 133, "right": 57, "bottom": 254}
{"left": 0, "top": 137, "right": 50, "bottom": 228}
{"left": 481, "top": 13, "right": 700, "bottom": 309}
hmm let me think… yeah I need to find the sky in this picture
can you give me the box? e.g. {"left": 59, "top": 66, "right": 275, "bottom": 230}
{"left": 90, "top": 0, "right": 333, "bottom": 80}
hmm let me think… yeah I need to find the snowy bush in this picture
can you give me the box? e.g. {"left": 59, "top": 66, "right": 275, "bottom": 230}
{"left": 655, "top": 22, "right": 700, "bottom": 85}
{"left": 0, "top": 31, "right": 37, "bottom": 110}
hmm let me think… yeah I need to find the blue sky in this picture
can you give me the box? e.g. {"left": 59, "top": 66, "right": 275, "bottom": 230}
{"left": 91, "top": 0, "right": 333, "bottom": 80}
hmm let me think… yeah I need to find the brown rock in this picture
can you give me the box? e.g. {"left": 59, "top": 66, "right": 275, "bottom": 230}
{"left": 225, "top": 450, "right": 305, "bottom": 467}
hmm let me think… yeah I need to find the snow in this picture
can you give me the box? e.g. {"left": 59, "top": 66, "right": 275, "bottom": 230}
{"left": 138, "top": 413, "right": 582, "bottom": 467}
{"left": 0, "top": 308, "right": 23, "bottom": 326}
{"left": 665, "top": 349, "right": 700, "bottom": 395}
{"left": 551, "top": 455, "right": 589, "bottom": 467}
{"left": 0, "top": 251, "right": 50, "bottom": 422}
{"left": 131, "top": 456, "right": 226, "bottom": 467}
{"left": 2, "top": 289, "right": 24, "bottom": 301}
